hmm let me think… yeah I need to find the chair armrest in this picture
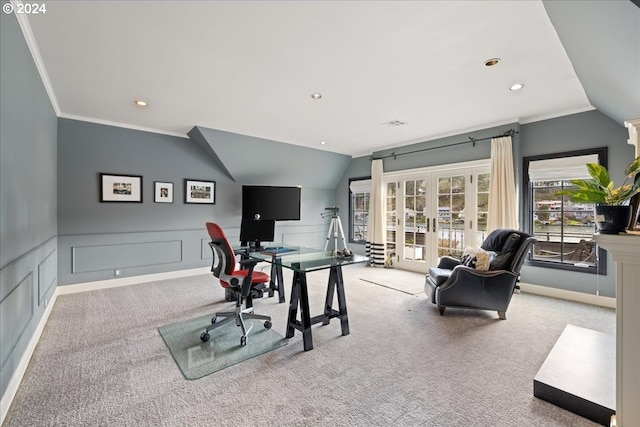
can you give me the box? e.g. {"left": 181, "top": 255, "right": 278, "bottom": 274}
{"left": 437, "top": 256, "right": 462, "bottom": 270}
{"left": 438, "top": 266, "right": 517, "bottom": 292}
{"left": 238, "top": 258, "right": 263, "bottom": 268}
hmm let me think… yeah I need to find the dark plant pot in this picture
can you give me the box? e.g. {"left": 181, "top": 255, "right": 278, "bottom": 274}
{"left": 595, "top": 205, "right": 632, "bottom": 234}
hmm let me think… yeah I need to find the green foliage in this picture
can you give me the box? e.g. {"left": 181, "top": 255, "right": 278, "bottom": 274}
{"left": 556, "top": 156, "right": 640, "bottom": 206}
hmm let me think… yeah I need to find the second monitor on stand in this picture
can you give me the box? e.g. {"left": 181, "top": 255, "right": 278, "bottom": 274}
{"left": 240, "top": 219, "right": 275, "bottom": 250}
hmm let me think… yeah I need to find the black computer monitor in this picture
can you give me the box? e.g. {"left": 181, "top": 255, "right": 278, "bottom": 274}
{"left": 240, "top": 219, "right": 275, "bottom": 249}
{"left": 242, "top": 185, "right": 301, "bottom": 221}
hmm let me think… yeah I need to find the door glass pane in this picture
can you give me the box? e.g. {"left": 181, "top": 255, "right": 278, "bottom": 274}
{"left": 452, "top": 176, "right": 465, "bottom": 193}
{"left": 403, "top": 179, "right": 426, "bottom": 262}
{"left": 386, "top": 198, "right": 396, "bottom": 225}
{"left": 385, "top": 182, "right": 397, "bottom": 260}
{"left": 405, "top": 180, "right": 414, "bottom": 195}
{"left": 437, "top": 174, "right": 465, "bottom": 258}
{"left": 476, "top": 172, "right": 490, "bottom": 245}
{"left": 438, "top": 177, "right": 451, "bottom": 193}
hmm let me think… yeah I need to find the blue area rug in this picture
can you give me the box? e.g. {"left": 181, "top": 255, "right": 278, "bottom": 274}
{"left": 158, "top": 314, "right": 288, "bottom": 380}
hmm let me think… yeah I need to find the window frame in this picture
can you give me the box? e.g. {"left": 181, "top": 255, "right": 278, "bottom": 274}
{"left": 348, "top": 176, "right": 371, "bottom": 244}
{"left": 523, "top": 147, "right": 607, "bottom": 275}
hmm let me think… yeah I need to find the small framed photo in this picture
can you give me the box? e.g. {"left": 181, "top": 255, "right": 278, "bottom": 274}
{"left": 185, "top": 179, "right": 215, "bottom": 204}
{"left": 100, "top": 173, "right": 143, "bottom": 203}
{"left": 154, "top": 181, "right": 174, "bottom": 203}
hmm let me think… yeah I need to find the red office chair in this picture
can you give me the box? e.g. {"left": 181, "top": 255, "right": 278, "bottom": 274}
{"left": 202, "top": 222, "right": 272, "bottom": 346}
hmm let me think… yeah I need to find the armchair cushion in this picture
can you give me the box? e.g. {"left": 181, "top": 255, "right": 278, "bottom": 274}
{"left": 460, "top": 247, "right": 491, "bottom": 271}
{"left": 481, "top": 229, "right": 522, "bottom": 252}
{"left": 428, "top": 267, "right": 453, "bottom": 286}
{"left": 488, "top": 232, "right": 522, "bottom": 270}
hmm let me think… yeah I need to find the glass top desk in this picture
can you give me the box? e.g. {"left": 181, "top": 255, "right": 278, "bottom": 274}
{"left": 241, "top": 246, "right": 368, "bottom": 351}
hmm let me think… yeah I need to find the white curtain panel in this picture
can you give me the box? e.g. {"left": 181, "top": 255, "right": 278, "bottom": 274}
{"left": 366, "top": 159, "right": 386, "bottom": 267}
{"left": 487, "top": 136, "right": 519, "bottom": 233}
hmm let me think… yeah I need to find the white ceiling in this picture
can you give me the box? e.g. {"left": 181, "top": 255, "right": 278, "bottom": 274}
{"left": 21, "top": 0, "right": 598, "bottom": 157}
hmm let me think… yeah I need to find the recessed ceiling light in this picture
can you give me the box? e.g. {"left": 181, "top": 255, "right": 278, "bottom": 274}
{"left": 320, "top": 141, "right": 327, "bottom": 145}
{"left": 484, "top": 58, "right": 501, "bottom": 67}
{"left": 134, "top": 100, "right": 148, "bottom": 107}
{"left": 310, "top": 93, "right": 322, "bottom": 100}
{"left": 510, "top": 83, "right": 524, "bottom": 91}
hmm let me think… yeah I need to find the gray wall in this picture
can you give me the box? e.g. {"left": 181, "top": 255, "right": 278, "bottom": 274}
{"left": 190, "top": 126, "right": 352, "bottom": 189}
{"left": 336, "top": 111, "right": 634, "bottom": 297}
{"left": 543, "top": 0, "right": 640, "bottom": 125}
{"left": 57, "top": 119, "right": 335, "bottom": 285}
{"left": 1, "top": 11, "right": 58, "bottom": 404}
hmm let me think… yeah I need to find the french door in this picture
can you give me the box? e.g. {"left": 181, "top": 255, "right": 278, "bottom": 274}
{"left": 385, "top": 161, "right": 490, "bottom": 273}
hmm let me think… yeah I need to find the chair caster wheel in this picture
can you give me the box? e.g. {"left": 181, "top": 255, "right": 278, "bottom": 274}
{"left": 264, "top": 320, "right": 272, "bottom": 329}
{"left": 240, "top": 336, "right": 247, "bottom": 346}
{"left": 200, "top": 332, "right": 210, "bottom": 342}
{"left": 211, "top": 316, "right": 217, "bottom": 324}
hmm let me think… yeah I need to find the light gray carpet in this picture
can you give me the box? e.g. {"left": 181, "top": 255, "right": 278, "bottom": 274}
{"left": 4, "top": 264, "right": 614, "bottom": 426}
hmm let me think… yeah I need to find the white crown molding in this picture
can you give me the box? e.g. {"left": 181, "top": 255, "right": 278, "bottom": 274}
{"left": 518, "top": 105, "right": 596, "bottom": 124}
{"left": 624, "top": 118, "right": 640, "bottom": 157}
{"left": 58, "top": 113, "right": 189, "bottom": 139}
{"left": 11, "top": 0, "right": 60, "bottom": 116}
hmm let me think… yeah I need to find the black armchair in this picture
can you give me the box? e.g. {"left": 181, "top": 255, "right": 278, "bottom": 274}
{"left": 425, "top": 229, "right": 536, "bottom": 319}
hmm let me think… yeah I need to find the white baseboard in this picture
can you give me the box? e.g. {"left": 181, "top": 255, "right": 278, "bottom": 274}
{"left": 519, "top": 282, "right": 616, "bottom": 309}
{"left": 0, "top": 266, "right": 211, "bottom": 425}
{"left": 57, "top": 267, "right": 211, "bottom": 295}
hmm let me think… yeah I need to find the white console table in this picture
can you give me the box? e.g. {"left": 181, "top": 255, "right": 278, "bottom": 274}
{"left": 593, "top": 232, "right": 640, "bottom": 427}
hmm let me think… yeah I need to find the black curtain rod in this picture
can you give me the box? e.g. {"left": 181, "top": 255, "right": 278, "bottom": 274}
{"left": 370, "top": 129, "right": 518, "bottom": 161}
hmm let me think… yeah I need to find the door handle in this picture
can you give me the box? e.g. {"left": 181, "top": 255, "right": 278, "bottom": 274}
{"left": 432, "top": 217, "right": 436, "bottom": 233}
{"left": 426, "top": 218, "right": 430, "bottom": 231}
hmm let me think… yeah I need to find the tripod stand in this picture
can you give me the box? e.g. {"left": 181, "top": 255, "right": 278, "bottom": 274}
{"left": 322, "top": 207, "right": 350, "bottom": 256}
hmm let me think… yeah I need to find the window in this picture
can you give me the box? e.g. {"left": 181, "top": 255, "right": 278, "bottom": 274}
{"left": 524, "top": 148, "right": 607, "bottom": 274}
{"left": 348, "top": 177, "right": 370, "bottom": 243}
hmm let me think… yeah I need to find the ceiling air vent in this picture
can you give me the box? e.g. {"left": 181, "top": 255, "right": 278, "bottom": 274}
{"left": 382, "top": 119, "right": 408, "bottom": 127}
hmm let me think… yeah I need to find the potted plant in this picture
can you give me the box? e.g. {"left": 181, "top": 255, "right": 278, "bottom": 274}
{"left": 557, "top": 156, "right": 640, "bottom": 234}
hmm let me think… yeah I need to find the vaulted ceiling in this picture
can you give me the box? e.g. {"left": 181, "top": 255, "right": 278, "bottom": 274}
{"left": 18, "top": 0, "right": 640, "bottom": 157}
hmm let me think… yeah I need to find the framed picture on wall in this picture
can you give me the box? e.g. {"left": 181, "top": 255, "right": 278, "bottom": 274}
{"left": 184, "top": 179, "right": 215, "bottom": 204}
{"left": 154, "top": 181, "right": 174, "bottom": 203}
{"left": 100, "top": 173, "right": 143, "bottom": 203}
